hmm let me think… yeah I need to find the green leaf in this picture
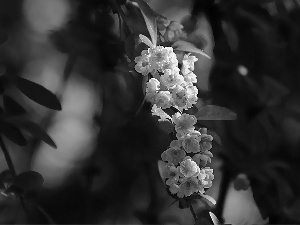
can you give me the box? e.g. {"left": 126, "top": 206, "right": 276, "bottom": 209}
{"left": 133, "top": 0, "right": 158, "bottom": 46}
{"left": 200, "top": 194, "right": 216, "bottom": 205}
{"left": 172, "top": 40, "right": 211, "bottom": 59}
{"left": 0, "top": 121, "right": 26, "bottom": 146}
{"left": 209, "top": 212, "right": 221, "bottom": 225}
{"left": 139, "top": 34, "right": 153, "bottom": 48}
{"left": 3, "top": 95, "right": 26, "bottom": 116}
{"left": 157, "top": 160, "right": 167, "bottom": 182}
{"left": 13, "top": 171, "right": 44, "bottom": 191}
{"left": 13, "top": 77, "right": 62, "bottom": 110}
{"left": 10, "top": 120, "right": 56, "bottom": 149}
{"left": 196, "top": 105, "right": 237, "bottom": 120}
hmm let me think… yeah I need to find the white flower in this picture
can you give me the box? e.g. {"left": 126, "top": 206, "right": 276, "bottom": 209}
{"left": 161, "top": 147, "right": 186, "bottom": 166}
{"left": 134, "top": 50, "right": 154, "bottom": 76}
{"left": 162, "top": 163, "right": 181, "bottom": 186}
{"left": 179, "top": 177, "right": 200, "bottom": 197}
{"left": 148, "top": 46, "right": 179, "bottom": 73}
{"left": 151, "top": 104, "right": 172, "bottom": 122}
{"left": 182, "top": 53, "right": 198, "bottom": 72}
{"left": 171, "top": 85, "right": 187, "bottom": 108}
{"left": 185, "top": 84, "right": 198, "bottom": 109}
{"left": 198, "top": 167, "right": 214, "bottom": 189}
{"left": 164, "top": 21, "right": 185, "bottom": 42}
{"left": 183, "top": 71, "right": 197, "bottom": 84}
{"left": 155, "top": 91, "right": 172, "bottom": 109}
{"left": 179, "top": 157, "right": 200, "bottom": 178}
{"left": 145, "top": 78, "right": 160, "bottom": 104}
{"left": 160, "top": 69, "right": 184, "bottom": 89}
{"left": 172, "top": 113, "right": 197, "bottom": 136}
{"left": 180, "top": 130, "right": 201, "bottom": 153}
{"left": 146, "top": 78, "right": 160, "bottom": 93}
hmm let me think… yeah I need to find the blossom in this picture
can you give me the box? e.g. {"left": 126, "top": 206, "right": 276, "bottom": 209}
{"left": 171, "top": 85, "right": 187, "bottom": 108}
{"left": 149, "top": 46, "right": 177, "bottom": 72}
{"left": 162, "top": 163, "right": 181, "bottom": 185}
{"left": 179, "top": 177, "right": 200, "bottom": 197}
{"left": 172, "top": 113, "right": 197, "bottom": 136}
{"left": 170, "top": 139, "right": 182, "bottom": 149}
{"left": 192, "top": 152, "right": 213, "bottom": 167}
{"left": 155, "top": 91, "right": 172, "bottom": 109}
{"left": 134, "top": 50, "right": 154, "bottom": 76}
{"left": 182, "top": 53, "right": 198, "bottom": 72}
{"left": 164, "top": 21, "right": 185, "bottom": 42}
{"left": 179, "top": 157, "right": 200, "bottom": 178}
{"left": 183, "top": 70, "right": 197, "bottom": 84}
{"left": 171, "top": 83, "right": 198, "bottom": 110}
{"left": 161, "top": 147, "right": 186, "bottom": 166}
{"left": 180, "top": 130, "right": 201, "bottom": 153}
{"left": 200, "top": 168, "right": 214, "bottom": 188}
{"left": 185, "top": 84, "right": 198, "bottom": 109}
{"left": 151, "top": 104, "right": 172, "bottom": 122}
{"left": 160, "top": 69, "right": 184, "bottom": 89}
{"left": 199, "top": 133, "right": 213, "bottom": 152}
{"left": 145, "top": 78, "right": 160, "bottom": 104}
{"left": 169, "top": 183, "right": 184, "bottom": 198}
{"left": 146, "top": 78, "right": 160, "bottom": 93}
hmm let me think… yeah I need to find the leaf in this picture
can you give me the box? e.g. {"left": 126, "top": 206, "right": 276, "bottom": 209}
{"left": 13, "top": 171, "right": 44, "bottom": 191}
{"left": 209, "top": 212, "right": 221, "bottom": 225}
{"left": 200, "top": 194, "right": 216, "bottom": 205}
{"left": 0, "top": 121, "right": 26, "bottom": 146}
{"left": 157, "top": 160, "right": 167, "bottom": 182}
{"left": 3, "top": 95, "right": 26, "bottom": 116}
{"left": 172, "top": 40, "right": 211, "bottom": 59}
{"left": 10, "top": 120, "right": 56, "bottom": 149}
{"left": 13, "top": 77, "right": 62, "bottom": 110}
{"left": 133, "top": 0, "right": 158, "bottom": 46}
{"left": 196, "top": 105, "right": 237, "bottom": 120}
{"left": 139, "top": 34, "right": 153, "bottom": 48}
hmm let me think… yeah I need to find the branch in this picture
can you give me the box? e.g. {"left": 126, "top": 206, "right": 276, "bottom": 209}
{"left": 0, "top": 136, "right": 16, "bottom": 176}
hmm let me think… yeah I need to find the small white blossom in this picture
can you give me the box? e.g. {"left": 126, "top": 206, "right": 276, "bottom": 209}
{"left": 155, "top": 91, "right": 172, "bottom": 109}
{"left": 182, "top": 53, "right": 198, "bottom": 72}
{"left": 179, "top": 157, "right": 200, "bottom": 178}
{"left": 180, "top": 130, "right": 201, "bottom": 153}
{"left": 161, "top": 147, "right": 186, "bottom": 166}
{"left": 160, "top": 69, "right": 184, "bottom": 89}
{"left": 151, "top": 104, "right": 172, "bottom": 122}
{"left": 134, "top": 50, "right": 154, "bottom": 76}
{"left": 172, "top": 113, "right": 197, "bottom": 136}
{"left": 145, "top": 78, "right": 160, "bottom": 104}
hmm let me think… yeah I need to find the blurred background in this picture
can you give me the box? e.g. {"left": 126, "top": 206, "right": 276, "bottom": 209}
{"left": 0, "top": 0, "right": 300, "bottom": 224}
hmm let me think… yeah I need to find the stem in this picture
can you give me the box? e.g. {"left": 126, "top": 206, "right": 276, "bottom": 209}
{"left": 0, "top": 137, "right": 16, "bottom": 176}
{"left": 0, "top": 136, "right": 30, "bottom": 217}
{"left": 189, "top": 204, "right": 198, "bottom": 222}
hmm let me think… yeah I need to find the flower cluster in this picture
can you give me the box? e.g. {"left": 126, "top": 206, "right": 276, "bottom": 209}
{"left": 135, "top": 45, "right": 198, "bottom": 112}
{"left": 134, "top": 36, "right": 214, "bottom": 199}
{"left": 160, "top": 113, "right": 214, "bottom": 197}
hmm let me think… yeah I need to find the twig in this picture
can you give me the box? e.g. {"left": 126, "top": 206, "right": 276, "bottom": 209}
{"left": 0, "top": 137, "right": 16, "bottom": 176}
{"left": 189, "top": 204, "right": 198, "bottom": 222}
{"left": 0, "top": 137, "right": 30, "bottom": 216}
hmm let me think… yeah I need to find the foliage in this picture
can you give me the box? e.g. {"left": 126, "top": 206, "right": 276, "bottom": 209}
{"left": 0, "top": 0, "right": 299, "bottom": 224}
